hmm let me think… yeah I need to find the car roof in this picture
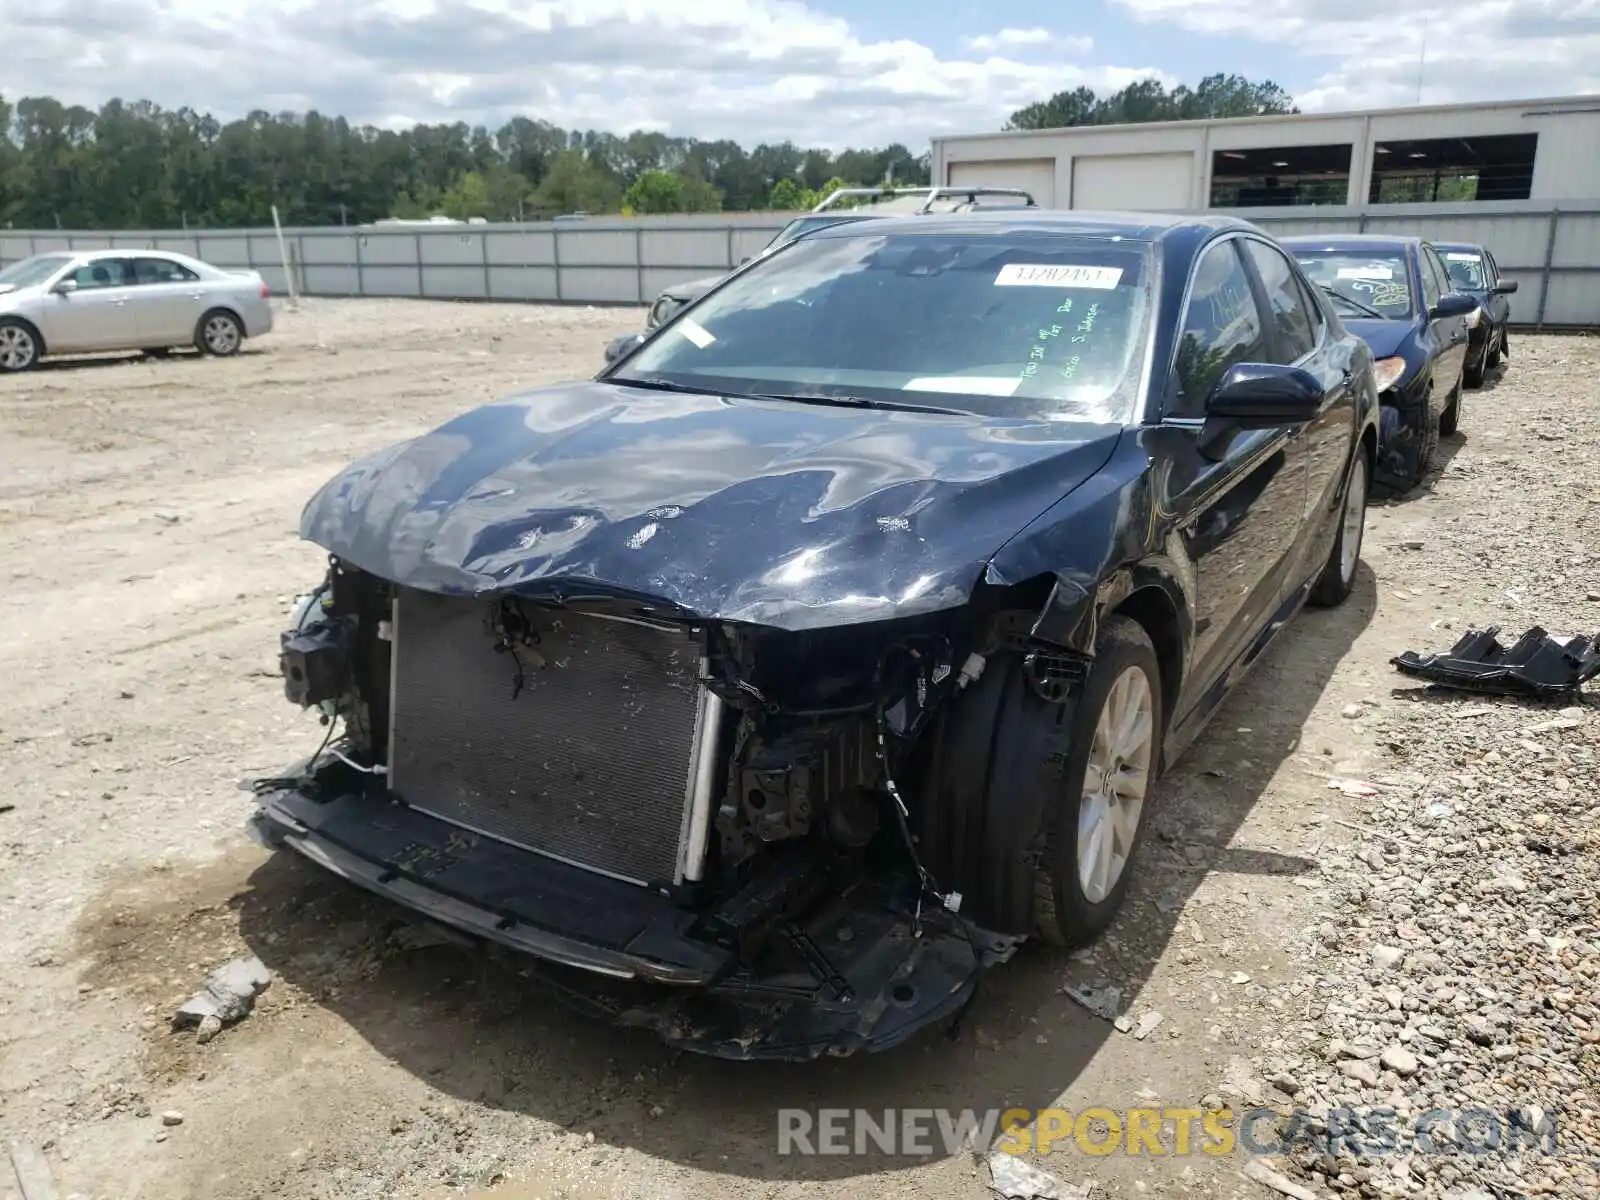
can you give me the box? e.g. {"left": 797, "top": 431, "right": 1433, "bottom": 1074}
{"left": 806, "top": 208, "right": 1258, "bottom": 244}
{"left": 1279, "top": 233, "right": 1423, "bottom": 253}
{"left": 73, "top": 247, "right": 197, "bottom": 263}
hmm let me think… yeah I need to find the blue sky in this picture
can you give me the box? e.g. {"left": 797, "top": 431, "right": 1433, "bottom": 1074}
{"left": 4, "top": 0, "right": 1596, "bottom": 149}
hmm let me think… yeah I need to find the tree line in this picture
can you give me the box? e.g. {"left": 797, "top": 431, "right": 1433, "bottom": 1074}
{"left": 0, "top": 74, "right": 1295, "bottom": 230}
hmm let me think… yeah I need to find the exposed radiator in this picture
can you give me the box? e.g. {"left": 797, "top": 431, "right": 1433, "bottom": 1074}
{"left": 386, "top": 589, "right": 712, "bottom": 887}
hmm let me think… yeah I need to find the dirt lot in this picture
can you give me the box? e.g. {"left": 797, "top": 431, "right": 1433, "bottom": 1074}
{"left": 2, "top": 302, "right": 1596, "bottom": 1200}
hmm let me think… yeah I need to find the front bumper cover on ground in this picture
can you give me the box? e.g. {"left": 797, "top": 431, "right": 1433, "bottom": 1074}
{"left": 1392, "top": 625, "right": 1600, "bottom": 699}
{"left": 251, "top": 785, "right": 986, "bottom": 1060}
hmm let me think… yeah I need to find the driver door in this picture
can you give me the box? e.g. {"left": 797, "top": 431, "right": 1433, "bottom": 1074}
{"left": 39, "top": 257, "right": 141, "bottom": 353}
{"left": 1160, "top": 237, "right": 1309, "bottom": 721}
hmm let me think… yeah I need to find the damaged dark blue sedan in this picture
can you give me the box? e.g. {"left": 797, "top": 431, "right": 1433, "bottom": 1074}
{"left": 256, "top": 212, "right": 1379, "bottom": 1060}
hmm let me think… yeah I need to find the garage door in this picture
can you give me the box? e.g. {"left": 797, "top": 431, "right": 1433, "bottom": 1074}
{"left": 1071, "top": 153, "right": 1194, "bottom": 212}
{"left": 946, "top": 159, "right": 1057, "bottom": 208}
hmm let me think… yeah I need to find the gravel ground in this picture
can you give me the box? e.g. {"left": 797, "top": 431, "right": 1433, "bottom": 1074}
{"left": 0, "top": 302, "right": 1595, "bottom": 1200}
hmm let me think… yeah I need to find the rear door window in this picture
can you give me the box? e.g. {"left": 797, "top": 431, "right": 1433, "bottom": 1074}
{"left": 132, "top": 257, "right": 200, "bottom": 285}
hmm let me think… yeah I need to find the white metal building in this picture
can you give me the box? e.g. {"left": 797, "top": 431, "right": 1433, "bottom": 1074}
{"left": 930, "top": 95, "right": 1600, "bottom": 212}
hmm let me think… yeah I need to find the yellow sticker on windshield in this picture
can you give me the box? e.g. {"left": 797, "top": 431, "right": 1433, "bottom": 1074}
{"left": 677, "top": 319, "right": 716, "bottom": 348}
{"left": 994, "top": 264, "right": 1123, "bottom": 289}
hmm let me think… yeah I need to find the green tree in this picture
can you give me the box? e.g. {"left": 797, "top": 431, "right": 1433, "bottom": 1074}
{"left": 532, "top": 149, "right": 621, "bottom": 215}
{"left": 767, "top": 177, "right": 815, "bottom": 211}
{"left": 1006, "top": 74, "right": 1297, "bottom": 131}
{"left": 623, "top": 169, "right": 684, "bottom": 214}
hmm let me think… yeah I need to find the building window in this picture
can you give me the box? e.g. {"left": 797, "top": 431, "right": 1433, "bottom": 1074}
{"left": 1208, "top": 144, "right": 1353, "bottom": 208}
{"left": 1368, "top": 133, "right": 1538, "bottom": 203}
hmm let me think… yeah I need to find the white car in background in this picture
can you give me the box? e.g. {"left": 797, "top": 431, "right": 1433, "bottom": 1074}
{"left": 0, "top": 248, "right": 274, "bottom": 372}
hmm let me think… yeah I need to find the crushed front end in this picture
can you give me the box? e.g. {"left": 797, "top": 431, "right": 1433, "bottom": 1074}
{"left": 253, "top": 558, "right": 1022, "bottom": 1059}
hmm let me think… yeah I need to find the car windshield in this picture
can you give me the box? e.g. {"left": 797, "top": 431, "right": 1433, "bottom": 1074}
{"left": 1441, "top": 250, "right": 1488, "bottom": 290}
{"left": 1290, "top": 249, "right": 1413, "bottom": 318}
{"left": 613, "top": 231, "right": 1154, "bottom": 423}
{"left": 0, "top": 254, "right": 73, "bottom": 288}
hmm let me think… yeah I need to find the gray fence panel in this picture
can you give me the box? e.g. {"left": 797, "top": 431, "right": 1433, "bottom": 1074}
{"left": 560, "top": 267, "right": 641, "bottom": 303}
{"left": 2, "top": 205, "right": 1596, "bottom": 326}
{"left": 302, "top": 265, "right": 361, "bottom": 295}
{"left": 422, "top": 264, "right": 489, "bottom": 299}
{"left": 358, "top": 265, "right": 420, "bottom": 297}
{"left": 302, "top": 234, "right": 359, "bottom": 266}
{"left": 487, "top": 265, "right": 560, "bottom": 301}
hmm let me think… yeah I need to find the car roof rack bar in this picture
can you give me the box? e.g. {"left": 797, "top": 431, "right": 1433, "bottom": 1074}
{"left": 809, "top": 185, "right": 1038, "bottom": 213}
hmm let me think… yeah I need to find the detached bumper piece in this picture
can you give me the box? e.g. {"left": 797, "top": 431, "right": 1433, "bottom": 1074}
{"left": 1392, "top": 625, "right": 1600, "bottom": 699}
{"left": 253, "top": 786, "right": 981, "bottom": 1060}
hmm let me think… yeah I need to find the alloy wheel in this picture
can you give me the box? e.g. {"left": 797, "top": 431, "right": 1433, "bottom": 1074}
{"left": 1077, "top": 665, "right": 1154, "bottom": 904}
{"left": 0, "top": 325, "right": 37, "bottom": 371}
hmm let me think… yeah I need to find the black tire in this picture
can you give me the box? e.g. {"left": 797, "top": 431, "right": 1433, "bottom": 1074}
{"left": 0, "top": 317, "right": 41, "bottom": 373}
{"left": 1415, "top": 382, "right": 1445, "bottom": 479}
{"left": 195, "top": 309, "right": 243, "bottom": 357}
{"left": 1309, "top": 447, "right": 1368, "bottom": 608}
{"left": 1486, "top": 336, "right": 1504, "bottom": 369}
{"left": 1439, "top": 386, "right": 1462, "bottom": 436}
{"left": 1462, "top": 345, "right": 1485, "bottom": 392}
{"left": 1032, "top": 617, "right": 1163, "bottom": 949}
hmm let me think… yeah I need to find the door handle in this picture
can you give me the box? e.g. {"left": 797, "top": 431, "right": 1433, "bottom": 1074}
{"left": 188, "top": 292, "right": 203, "bottom": 300}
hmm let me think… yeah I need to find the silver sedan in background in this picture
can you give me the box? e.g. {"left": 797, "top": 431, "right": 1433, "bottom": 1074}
{"left": 0, "top": 248, "right": 275, "bottom": 372}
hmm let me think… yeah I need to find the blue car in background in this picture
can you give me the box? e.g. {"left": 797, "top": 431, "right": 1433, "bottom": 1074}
{"left": 1435, "top": 241, "right": 1518, "bottom": 387}
{"left": 1282, "top": 234, "right": 1477, "bottom": 493}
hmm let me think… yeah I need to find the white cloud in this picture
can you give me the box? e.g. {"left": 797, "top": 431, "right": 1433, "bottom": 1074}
{"left": 965, "top": 27, "right": 1094, "bottom": 57}
{"left": 1110, "top": 0, "right": 1600, "bottom": 110}
{"left": 1, "top": 0, "right": 1153, "bottom": 149}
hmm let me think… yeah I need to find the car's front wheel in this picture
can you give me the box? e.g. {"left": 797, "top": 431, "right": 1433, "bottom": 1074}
{"left": 196, "top": 309, "right": 243, "bottom": 357}
{"left": 1032, "top": 616, "right": 1162, "bottom": 948}
{"left": 0, "top": 318, "right": 40, "bottom": 373}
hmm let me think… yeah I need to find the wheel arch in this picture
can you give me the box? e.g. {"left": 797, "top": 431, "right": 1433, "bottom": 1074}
{"left": 0, "top": 312, "right": 47, "bottom": 357}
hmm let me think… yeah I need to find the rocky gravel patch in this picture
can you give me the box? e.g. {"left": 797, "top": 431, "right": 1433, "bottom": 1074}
{"left": 1220, "top": 338, "right": 1600, "bottom": 1200}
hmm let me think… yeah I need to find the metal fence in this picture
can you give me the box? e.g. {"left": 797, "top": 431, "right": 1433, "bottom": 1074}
{"left": 3, "top": 202, "right": 1597, "bottom": 327}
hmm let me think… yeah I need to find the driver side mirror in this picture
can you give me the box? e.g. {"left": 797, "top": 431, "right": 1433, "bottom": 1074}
{"left": 1429, "top": 292, "right": 1477, "bottom": 320}
{"left": 52, "top": 278, "right": 78, "bottom": 295}
{"left": 1206, "top": 363, "right": 1326, "bottom": 424}
{"left": 1492, "top": 280, "right": 1519, "bottom": 295}
{"left": 602, "top": 332, "right": 645, "bottom": 365}
{"left": 1197, "top": 363, "right": 1324, "bottom": 462}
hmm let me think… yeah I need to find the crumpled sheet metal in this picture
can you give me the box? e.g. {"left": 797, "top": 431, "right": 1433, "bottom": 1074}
{"left": 172, "top": 956, "right": 273, "bottom": 1026}
{"left": 1392, "top": 625, "right": 1600, "bottom": 698}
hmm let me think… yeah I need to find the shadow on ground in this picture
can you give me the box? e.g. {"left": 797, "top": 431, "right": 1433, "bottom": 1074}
{"left": 222, "top": 569, "right": 1378, "bottom": 1184}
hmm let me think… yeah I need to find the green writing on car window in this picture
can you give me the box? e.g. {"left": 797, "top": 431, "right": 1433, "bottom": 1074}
{"left": 1019, "top": 296, "right": 1105, "bottom": 385}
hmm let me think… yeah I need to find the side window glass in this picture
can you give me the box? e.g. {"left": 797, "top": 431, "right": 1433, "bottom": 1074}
{"left": 133, "top": 258, "right": 199, "bottom": 285}
{"left": 1243, "top": 240, "right": 1316, "bottom": 363}
{"left": 1418, "top": 251, "right": 1442, "bottom": 308}
{"left": 1295, "top": 274, "right": 1326, "bottom": 338}
{"left": 70, "top": 260, "right": 132, "bottom": 290}
{"left": 1170, "top": 240, "right": 1266, "bottom": 418}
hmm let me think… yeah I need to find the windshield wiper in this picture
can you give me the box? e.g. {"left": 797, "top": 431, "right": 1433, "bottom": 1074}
{"left": 607, "top": 375, "right": 727, "bottom": 396}
{"left": 749, "top": 391, "right": 967, "bottom": 416}
{"left": 1320, "top": 285, "right": 1385, "bottom": 319}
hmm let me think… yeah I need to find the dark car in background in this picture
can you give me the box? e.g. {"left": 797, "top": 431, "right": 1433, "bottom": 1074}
{"left": 260, "top": 211, "right": 1377, "bottom": 1061}
{"left": 1282, "top": 234, "right": 1477, "bottom": 492}
{"left": 1435, "top": 241, "right": 1518, "bottom": 387}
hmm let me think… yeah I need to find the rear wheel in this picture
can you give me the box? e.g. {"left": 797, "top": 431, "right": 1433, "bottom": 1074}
{"left": 195, "top": 309, "right": 243, "bottom": 357}
{"left": 1309, "top": 449, "right": 1367, "bottom": 608}
{"left": 0, "top": 319, "right": 40, "bottom": 373}
{"left": 1032, "top": 617, "right": 1162, "bottom": 948}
